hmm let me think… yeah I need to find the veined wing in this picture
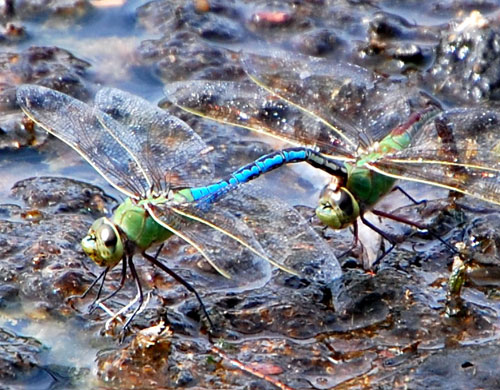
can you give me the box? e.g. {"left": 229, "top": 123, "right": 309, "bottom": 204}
{"left": 241, "top": 51, "right": 373, "bottom": 151}
{"left": 242, "top": 52, "right": 441, "bottom": 149}
{"left": 95, "top": 88, "right": 215, "bottom": 192}
{"left": 16, "top": 85, "right": 149, "bottom": 199}
{"left": 371, "top": 108, "right": 500, "bottom": 206}
{"left": 161, "top": 181, "right": 342, "bottom": 284}
{"left": 165, "top": 79, "right": 356, "bottom": 161}
{"left": 144, "top": 200, "right": 273, "bottom": 290}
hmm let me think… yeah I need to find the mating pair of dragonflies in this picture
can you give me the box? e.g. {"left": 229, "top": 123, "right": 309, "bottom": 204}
{"left": 16, "top": 52, "right": 500, "bottom": 330}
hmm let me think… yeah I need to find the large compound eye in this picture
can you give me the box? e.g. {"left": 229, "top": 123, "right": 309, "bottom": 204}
{"left": 316, "top": 185, "right": 360, "bottom": 229}
{"left": 82, "top": 217, "right": 124, "bottom": 268}
{"left": 99, "top": 224, "right": 118, "bottom": 249}
{"left": 331, "top": 188, "right": 355, "bottom": 218}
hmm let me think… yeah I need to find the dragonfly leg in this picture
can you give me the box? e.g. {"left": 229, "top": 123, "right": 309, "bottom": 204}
{"left": 90, "top": 259, "right": 128, "bottom": 313}
{"left": 360, "top": 214, "right": 396, "bottom": 267}
{"left": 66, "top": 267, "right": 109, "bottom": 305}
{"left": 371, "top": 209, "right": 456, "bottom": 253}
{"left": 391, "top": 185, "right": 427, "bottom": 206}
{"left": 120, "top": 256, "right": 144, "bottom": 332}
{"left": 142, "top": 251, "right": 215, "bottom": 330}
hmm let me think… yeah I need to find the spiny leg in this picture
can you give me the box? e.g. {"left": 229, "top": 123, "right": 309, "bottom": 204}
{"left": 388, "top": 185, "right": 455, "bottom": 249}
{"left": 142, "top": 251, "right": 215, "bottom": 329}
{"left": 372, "top": 209, "right": 456, "bottom": 252}
{"left": 120, "top": 256, "right": 144, "bottom": 331}
{"left": 343, "top": 187, "right": 442, "bottom": 265}
{"left": 391, "top": 185, "right": 427, "bottom": 206}
{"left": 66, "top": 267, "right": 109, "bottom": 305}
{"left": 359, "top": 214, "right": 396, "bottom": 267}
{"left": 90, "top": 259, "right": 128, "bottom": 312}
{"left": 103, "top": 288, "right": 150, "bottom": 331}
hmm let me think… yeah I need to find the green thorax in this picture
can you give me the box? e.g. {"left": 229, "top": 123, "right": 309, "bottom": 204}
{"left": 112, "top": 196, "right": 170, "bottom": 251}
{"left": 113, "top": 191, "right": 193, "bottom": 251}
{"left": 345, "top": 128, "right": 414, "bottom": 207}
{"left": 345, "top": 163, "right": 396, "bottom": 207}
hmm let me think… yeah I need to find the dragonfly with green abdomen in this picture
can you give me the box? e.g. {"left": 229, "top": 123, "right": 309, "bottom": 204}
{"left": 164, "top": 51, "right": 500, "bottom": 261}
{"left": 16, "top": 84, "right": 341, "bottom": 330}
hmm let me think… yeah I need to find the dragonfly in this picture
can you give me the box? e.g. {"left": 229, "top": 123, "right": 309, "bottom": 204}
{"left": 164, "top": 51, "right": 500, "bottom": 263}
{"left": 16, "top": 84, "right": 341, "bottom": 330}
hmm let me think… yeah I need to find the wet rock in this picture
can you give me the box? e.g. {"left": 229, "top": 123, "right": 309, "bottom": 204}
{"left": 0, "top": 22, "right": 25, "bottom": 44}
{"left": 0, "top": 328, "right": 43, "bottom": 381}
{"left": 247, "top": 7, "right": 298, "bottom": 32}
{"left": 427, "top": 11, "right": 500, "bottom": 102}
{"left": 11, "top": 176, "right": 117, "bottom": 216}
{"left": 12, "top": 0, "right": 92, "bottom": 21}
{"left": 361, "top": 11, "right": 439, "bottom": 70}
{"left": 290, "top": 28, "right": 344, "bottom": 56}
{"left": 0, "top": 46, "right": 93, "bottom": 149}
{"left": 12, "top": 46, "right": 92, "bottom": 100}
{"left": 369, "top": 12, "right": 418, "bottom": 40}
{"left": 137, "top": 31, "right": 242, "bottom": 82}
{"left": 0, "top": 46, "right": 90, "bottom": 111}
{"left": 176, "top": 0, "right": 243, "bottom": 42}
{"left": 0, "top": 327, "right": 89, "bottom": 388}
{"left": 97, "top": 322, "right": 173, "bottom": 386}
{"left": 0, "top": 177, "right": 117, "bottom": 319}
{"left": 137, "top": 0, "right": 243, "bottom": 40}
{"left": 0, "top": 284, "right": 19, "bottom": 309}
{"left": 135, "top": 0, "right": 178, "bottom": 34}
{"left": 410, "top": 342, "right": 500, "bottom": 389}
{"left": 427, "top": 0, "right": 500, "bottom": 17}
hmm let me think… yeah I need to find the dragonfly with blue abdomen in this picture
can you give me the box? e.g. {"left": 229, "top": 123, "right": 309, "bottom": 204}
{"left": 16, "top": 84, "right": 341, "bottom": 331}
{"left": 164, "top": 51, "right": 500, "bottom": 261}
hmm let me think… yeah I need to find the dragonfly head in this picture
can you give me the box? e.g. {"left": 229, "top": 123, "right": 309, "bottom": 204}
{"left": 316, "top": 179, "right": 360, "bottom": 229}
{"left": 81, "top": 217, "right": 124, "bottom": 268}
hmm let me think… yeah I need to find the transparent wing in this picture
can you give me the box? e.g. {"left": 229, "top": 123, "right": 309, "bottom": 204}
{"left": 160, "top": 181, "right": 342, "bottom": 285}
{"left": 165, "top": 79, "right": 356, "bottom": 159}
{"left": 242, "top": 52, "right": 442, "bottom": 150}
{"left": 145, "top": 200, "right": 274, "bottom": 290}
{"left": 371, "top": 108, "right": 500, "bottom": 206}
{"left": 241, "top": 51, "right": 373, "bottom": 150}
{"left": 95, "top": 88, "right": 215, "bottom": 192}
{"left": 16, "top": 84, "right": 149, "bottom": 198}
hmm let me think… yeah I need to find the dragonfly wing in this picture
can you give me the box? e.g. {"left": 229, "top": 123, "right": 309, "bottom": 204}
{"left": 373, "top": 108, "right": 500, "bottom": 206}
{"left": 354, "top": 85, "right": 441, "bottom": 143}
{"left": 168, "top": 181, "right": 342, "bottom": 285}
{"left": 146, "top": 200, "right": 273, "bottom": 291}
{"left": 165, "top": 80, "right": 355, "bottom": 158}
{"left": 16, "top": 84, "right": 148, "bottom": 198}
{"left": 241, "top": 51, "right": 372, "bottom": 151}
{"left": 95, "top": 88, "right": 215, "bottom": 191}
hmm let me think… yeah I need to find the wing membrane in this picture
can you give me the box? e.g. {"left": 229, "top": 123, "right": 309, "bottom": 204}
{"left": 16, "top": 85, "right": 149, "bottom": 198}
{"left": 242, "top": 52, "right": 376, "bottom": 149}
{"left": 373, "top": 108, "right": 500, "bottom": 205}
{"left": 242, "top": 52, "right": 442, "bottom": 148}
{"left": 165, "top": 181, "right": 342, "bottom": 284}
{"left": 165, "top": 80, "right": 356, "bottom": 158}
{"left": 146, "top": 199, "right": 274, "bottom": 290}
{"left": 96, "top": 88, "right": 215, "bottom": 191}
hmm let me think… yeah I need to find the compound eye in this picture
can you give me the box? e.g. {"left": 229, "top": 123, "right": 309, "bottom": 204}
{"left": 99, "top": 224, "right": 118, "bottom": 248}
{"left": 332, "top": 189, "right": 355, "bottom": 218}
